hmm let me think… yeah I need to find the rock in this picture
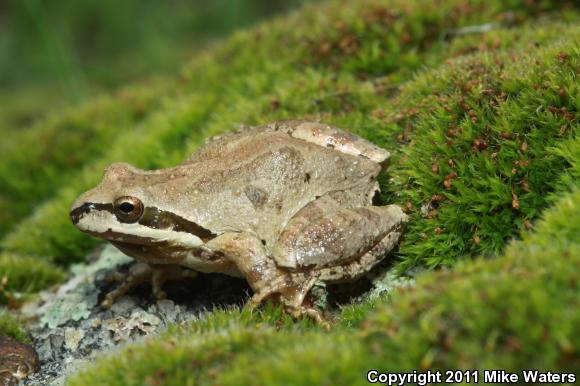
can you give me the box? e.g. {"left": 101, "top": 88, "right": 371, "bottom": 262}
{"left": 63, "top": 328, "right": 85, "bottom": 352}
{"left": 20, "top": 245, "right": 249, "bottom": 385}
{"left": 102, "top": 308, "right": 162, "bottom": 342}
{"left": 0, "top": 336, "right": 39, "bottom": 386}
{"left": 39, "top": 283, "right": 98, "bottom": 329}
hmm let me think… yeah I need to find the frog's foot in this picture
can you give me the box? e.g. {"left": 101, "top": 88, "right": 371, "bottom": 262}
{"left": 247, "top": 289, "right": 275, "bottom": 310}
{"left": 281, "top": 275, "right": 333, "bottom": 329}
{"left": 101, "top": 262, "right": 195, "bottom": 309}
{"left": 247, "top": 273, "right": 332, "bottom": 328}
{"left": 248, "top": 291, "right": 332, "bottom": 329}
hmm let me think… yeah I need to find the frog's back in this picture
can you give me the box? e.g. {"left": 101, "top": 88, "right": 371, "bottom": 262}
{"left": 188, "top": 121, "right": 390, "bottom": 167}
{"left": 173, "top": 122, "right": 387, "bottom": 245}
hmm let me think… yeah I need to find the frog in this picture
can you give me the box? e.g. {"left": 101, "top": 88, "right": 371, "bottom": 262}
{"left": 70, "top": 120, "right": 407, "bottom": 326}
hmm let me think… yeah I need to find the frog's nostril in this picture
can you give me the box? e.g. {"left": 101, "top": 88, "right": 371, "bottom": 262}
{"left": 70, "top": 209, "right": 80, "bottom": 224}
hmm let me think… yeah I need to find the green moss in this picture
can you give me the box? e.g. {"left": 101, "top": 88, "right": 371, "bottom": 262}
{"left": 383, "top": 32, "right": 579, "bottom": 270}
{"left": 297, "top": 0, "right": 576, "bottom": 78}
{"left": 0, "top": 254, "right": 65, "bottom": 301}
{"left": 0, "top": 78, "right": 173, "bottom": 238}
{"left": 0, "top": 311, "right": 28, "bottom": 342}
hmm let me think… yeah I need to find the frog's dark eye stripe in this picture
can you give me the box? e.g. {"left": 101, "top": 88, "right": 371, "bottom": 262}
{"left": 138, "top": 207, "right": 216, "bottom": 242}
{"left": 70, "top": 200, "right": 216, "bottom": 242}
{"left": 70, "top": 202, "right": 114, "bottom": 224}
{"left": 114, "top": 196, "right": 144, "bottom": 223}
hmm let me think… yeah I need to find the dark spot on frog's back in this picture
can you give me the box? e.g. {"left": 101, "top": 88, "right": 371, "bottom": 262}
{"left": 266, "top": 145, "right": 301, "bottom": 165}
{"left": 244, "top": 185, "right": 268, "bottom": 208}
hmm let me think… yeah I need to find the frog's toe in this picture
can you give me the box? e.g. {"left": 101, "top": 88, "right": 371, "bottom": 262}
{"left": 153, "top": 289, "right": 167, "bottom": 300}
{"left": 100, "top": 295, "right": 114, "bottom": 310}
{"left": 99, "top": 263, "right": 193, "bottom": 308}
{"left": 304, "top": 307, "right": 332, "bottom": 330}
{"left": 247, "top": 294, "right": 264, "bottom": 310}
{"left": 100, "top": 262, "right": 153, "bottom": 308}
{"left": 100, "top": 289, "right": 145, "bottom": 309}
{"left": 286, "top": 305, "right": 332, "bottom": 330}
{"left": 247, "top": 287, "right": 279, "bottom": 310}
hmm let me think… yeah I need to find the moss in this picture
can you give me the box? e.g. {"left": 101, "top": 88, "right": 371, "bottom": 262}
{"left": 297, "top": 0, "right": 576, "bottom": 78}
{"left": 0, "top": 78, "right": 174, "bottom": 238}
{"left": 383, "top": 32, "right": 579, "bottom": 270}
{"left": 0, "top": 311, "right": 28, "bottom": 343}
{"left": 0, "top": 254, "right": 65, "bottom": 302}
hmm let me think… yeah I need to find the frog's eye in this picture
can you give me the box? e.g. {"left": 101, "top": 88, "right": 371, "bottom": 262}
{"left": 114, "top": 196, "right": 144, "bottom": 223}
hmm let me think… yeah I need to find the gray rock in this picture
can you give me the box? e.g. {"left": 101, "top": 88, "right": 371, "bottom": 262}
{"left": 21, "top": 245, "right": 249, "bottom": 385}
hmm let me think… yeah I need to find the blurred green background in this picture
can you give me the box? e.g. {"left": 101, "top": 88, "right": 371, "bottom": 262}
{"left": 0, "top": 0, "right": 310, "bottom": 130}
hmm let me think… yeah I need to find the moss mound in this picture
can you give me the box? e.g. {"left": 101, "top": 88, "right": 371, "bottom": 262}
{"left": 385, "top": 33, "right": 579, "bottom": 270}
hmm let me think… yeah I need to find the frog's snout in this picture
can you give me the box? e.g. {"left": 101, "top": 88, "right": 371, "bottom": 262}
{"left": 70, "top": 202, "right": 91, "bottom": 225}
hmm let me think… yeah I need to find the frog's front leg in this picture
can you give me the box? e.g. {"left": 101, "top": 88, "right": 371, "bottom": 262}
{"left": 101, "top": 262, "right": 195, "bottom": 308}
{"left": 205, "top": 233, "right": 283, "bottom": 306}
{"left": 205, "top": 233, "right": 329, "bottom": 326}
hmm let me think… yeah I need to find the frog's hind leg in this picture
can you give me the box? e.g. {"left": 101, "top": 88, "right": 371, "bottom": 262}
{"left": 273, "top": 194, "right": 408, "bottom": 272}
{"left": 271, "top": 196, "right": 407, "bottom": 316}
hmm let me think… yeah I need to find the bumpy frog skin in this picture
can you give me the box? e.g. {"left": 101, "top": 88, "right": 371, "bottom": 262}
{"left": 70, "top": 121, "right": 407, "bottom": 325}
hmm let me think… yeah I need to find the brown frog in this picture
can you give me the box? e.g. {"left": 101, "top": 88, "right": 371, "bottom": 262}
{"left": 70, "top": 121, "right": 407, "bottom": 325}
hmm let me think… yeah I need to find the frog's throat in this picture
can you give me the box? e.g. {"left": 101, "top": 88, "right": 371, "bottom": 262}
{"left": 70, "top": 202, "right": 216, "bottom": 245}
